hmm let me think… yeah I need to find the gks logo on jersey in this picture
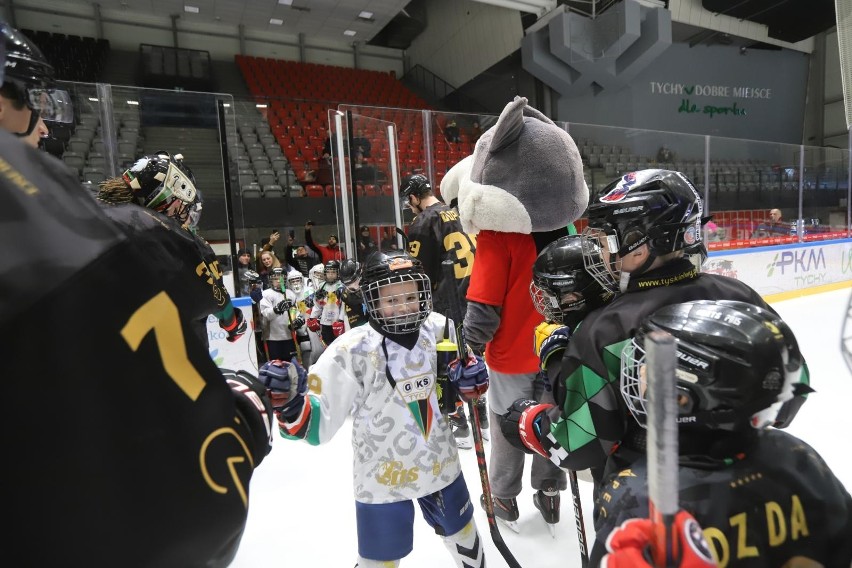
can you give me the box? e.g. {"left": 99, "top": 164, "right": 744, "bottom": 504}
{"left": 599, "top": 172, "right": 637, "bottom": 203}
{"left": 395, "top": 373, "right": 435, "bottom": 439}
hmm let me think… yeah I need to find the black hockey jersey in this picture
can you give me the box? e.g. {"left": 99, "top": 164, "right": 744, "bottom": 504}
{"left": 0, "top": 132, "right": 270, "bottom": 567}
{"left": 539, "top": 259, "right": 810, "bottom": 478}
{"left": 590, "top": 429, "right": 852, "bottom": 567}
{"left": 407, "top": 202, "right": 476, "bottom": 316}
{"left": 342, "top": 287, "right": 369, "bottom": 328}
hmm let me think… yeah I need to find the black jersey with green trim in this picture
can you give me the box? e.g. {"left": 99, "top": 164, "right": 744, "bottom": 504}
{"left": 1, "top": 133, "right": 266, "bottom": 566}
{"left": 538, "top": 258, "right": 809, "bottom": 478}
{"left": 342, "top": 287, "right": 369, "bottom": 328}
{"left": 590, "top": 429, "right": 852, "bottom": 567}
{"left": 407, "top": 202, "right": 476, "bottom": 316}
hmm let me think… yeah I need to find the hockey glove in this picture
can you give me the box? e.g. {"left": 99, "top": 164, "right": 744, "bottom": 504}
{"left": 250, "top": 287, "right": 263, "bottom": 304}
{"left": 535, "top": 323, "right": 571, "bottom": 371}
{"left": 306, "top": 318, "right": 321, "bottom": 332}
{"left": 601, "top": 511, "right": 717, "bottom": 568}
{"left": 222, "top": 368, "right": 274, "bottom": 465}
{"left": 332, "top": 320, "right": 346, "bottom": 337}
{"left": 289, "top": 316, "right": 305, "bottom": 331}
{"left": 447, "top": 353, "right": 488, "bottom": 402}
{"left": 258, "top": 358, "right": 308, "bottom": 414}
{"left": 242, "top": 269, "right": 260, "bottom": 283}
{"left": 219, "top": 308, "right": 248, "bottom": 343}
{"left": 499, "top": 399, "right": 553, "bottom": 458}
{"left": 273, "top": 299, "right": 293, "bottom": 315}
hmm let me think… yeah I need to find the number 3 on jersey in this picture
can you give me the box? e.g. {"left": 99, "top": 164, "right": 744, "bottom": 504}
{"left": 444, "top": 231, "right": 476, "bottom": 279}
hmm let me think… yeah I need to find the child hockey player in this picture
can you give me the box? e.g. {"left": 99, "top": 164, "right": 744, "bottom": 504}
{"left": 306, "top": 259, "right": 346, "bottom": 346}
{"left": 258, "top": 267, "right": 303, "bottom": 361}
{"left": 339, "top": 258, "right": 369, "bottom": 329}
{"left": 286, "top": 269, "right": 313, "bottom": 366}
{"left": 265, "top": 250, "right": 489, "bottom": 567}
{"left": 591, "top": 300, "right": 852, "bottom": 567}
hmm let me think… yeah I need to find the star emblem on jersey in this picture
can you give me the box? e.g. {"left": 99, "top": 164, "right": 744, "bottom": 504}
{"left": 395, "top": 373, "right": 435, "bottom": 438}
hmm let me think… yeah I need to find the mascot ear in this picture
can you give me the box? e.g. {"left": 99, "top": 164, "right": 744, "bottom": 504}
{"left": 488, "top": 96, "right": 527, "bottom": 153}
{"left": 440, "top": 154, "right": 474, "bottom": 207}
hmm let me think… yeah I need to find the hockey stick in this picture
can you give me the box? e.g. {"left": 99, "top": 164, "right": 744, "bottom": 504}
{"left": 645, "top": 330, "right": 679, "bottom": 567}
{"left": 568, "top": 469, "right": 589, "bottom": 567}
{"left": 395, "top": 226, "right": 410, "bottom": 250}
{"left": 441, "top": 260, "right": 523, "bottom": 568}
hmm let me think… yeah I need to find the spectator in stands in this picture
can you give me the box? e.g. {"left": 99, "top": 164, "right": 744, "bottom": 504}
{"left": 256, "top": 250, "right": 282, "bottom": 293}
{"left": 380, "top": 228, "right": 400, "bottom": 251}
{"left": 322, "top": 130, "right": 334, "bottom": 163}
{"left": 305, "top": 221, "right": 345, "bottom": 263}
{"left": 470, "top": 121, "right": 483, "bottom": 143}
{"left": 236, "top": 248, "right": 255, "bottom": 296}
{"left": 352, "top": 150, "right": 377, "bottom": 184}
{"left": 752, "top": 208, "right": 790, "bottom": 238}
{"left": 445, "top": 119, "right": 461, "bottom": 143}
{"left": 352, "top": 128, "right": 371, "bottom": 158}
{"left": 656, "top": 145, "right": 674, "bottom": 163}
{"left": 260, "top": 229, "right": 281, "bottom": 257}
{"left": 357, "top": 226, "right": 377, "bottom": 255}
{"left": 288, "top": 243, "right": 318, "bottom": 278}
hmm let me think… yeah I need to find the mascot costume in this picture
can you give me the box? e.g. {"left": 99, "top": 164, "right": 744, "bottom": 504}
{"left": 440, "top": 96, "right": 589, "bottom": 533}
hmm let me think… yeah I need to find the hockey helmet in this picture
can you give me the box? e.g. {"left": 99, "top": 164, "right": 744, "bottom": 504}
{"left": 339, "top": 259, "right": 362, "bottom": 287}
{"left": 286, "top": 270, "right": 304, "bottom": 294}
{"left": 324, "top": 260, "right": 341, "bottom": 284}
{"left": 308, "top": 263, "right": 325, "bottom": 290}
{"left": 361, "top": 250, "right": 432, "bottom": 334}
{"left": 1, "top": 24, "right": 73, "bottom": 134}
{"left": 122, "top": 151, "right": 199, "bottom": 225}
{"left": 269, "top": 267, "right": 286, "bottom": 291}
{"left": 620, "top": 300, "right": 802, "bottom": 432}
{"left": 581, "top": 169, "right": 703, "bottom": 292}
{"left": 399, "top": 173, "right": 432, "bottom": 199}
{"left": 530, "top": 235, "right": 613, "bottom": 329}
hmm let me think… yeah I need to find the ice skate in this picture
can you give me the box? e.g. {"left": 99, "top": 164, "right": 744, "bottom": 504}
{"left": 481, "top": 494, "right": 520, "bottom": 533}
{"left": 449, "top": 410, "right": 471, "bottom": 450}
{"left": 533, "top": 485, "right": 560, "bottom": 538}
{"left": 474, "top": 397, "right": 489, "bottom": 441}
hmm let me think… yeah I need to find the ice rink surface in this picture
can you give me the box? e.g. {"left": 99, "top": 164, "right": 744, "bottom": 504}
{"left": 231, "top": 286, "right": 852, "bottom": 567}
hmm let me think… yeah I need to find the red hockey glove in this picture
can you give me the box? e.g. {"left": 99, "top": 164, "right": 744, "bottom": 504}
{"left": 219, "top": 308, "right": 247, "bottom": 342}
{"left": 499, "top": 399, "right": 553, "bottom": 457}
{"left": 306, "top": 318, "right": 321, "bottom": 332}
{"left": 447, "top": 353, "right": 488, "bottom": 401}
{"left": 602, "top": 511, "right": 717, "bottom": 568}
{"left": 332, "top": 320, "right": 346, "bottom": 337}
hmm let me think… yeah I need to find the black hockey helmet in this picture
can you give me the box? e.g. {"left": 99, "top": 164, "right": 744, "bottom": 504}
{"left": 323, "top": 260, "right": 341, "bottom": 283}
{"left": 361, "top": 250, "right": 432, "bottom": 334}
{"left": 1, "top": 24, "right": 73, "bottom": 133}
{"left": 122, "top": 151, "right": 199, "bottom": 225}
{"left": 530, "top": 235, "right": 613, "bottom": 328}
{"left": 339, "top": 259, "right": 361, "bottom": 286}
{"left": 399, "top": 173, "right": 432, "bottom": 199}
{"left": 621, "top": 300, "right": 802, "bottom": 432}
{"left": 581, "top": 169, "right": 703, "bottom": 291}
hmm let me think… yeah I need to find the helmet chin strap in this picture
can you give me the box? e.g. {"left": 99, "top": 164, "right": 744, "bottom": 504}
{"left": 13, "top": 108, "right": 40, "bottom": 138}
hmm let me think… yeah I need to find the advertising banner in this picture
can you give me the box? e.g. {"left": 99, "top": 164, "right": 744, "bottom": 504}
{"left": 704, "top": 239, "right": 852, "bottom": 296}
{"left": 206, "top": 296, "right": 258, "bottom": 374}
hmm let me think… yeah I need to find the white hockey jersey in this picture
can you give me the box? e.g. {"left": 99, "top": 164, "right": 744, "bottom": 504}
{"left": 296, "top": 312, "right": 462, "bottom": 504}
{"left": 259, "top": 287, "right": 298, "bottom": 341}
{"left": 310, "top": 282, "right": 345, "bottom": 326}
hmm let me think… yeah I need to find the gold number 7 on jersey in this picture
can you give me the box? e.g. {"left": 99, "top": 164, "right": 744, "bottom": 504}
{"left": 121, "top": 291, "right": 207, "bottom": 401}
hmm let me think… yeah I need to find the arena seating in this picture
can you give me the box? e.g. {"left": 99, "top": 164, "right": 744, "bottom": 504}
{"left": 20, "top": 29, "right": 109, "bottom": 82}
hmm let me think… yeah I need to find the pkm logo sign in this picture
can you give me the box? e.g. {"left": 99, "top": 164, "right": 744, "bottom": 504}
{"left": 771, "top": 248, "right": 826, "bottom": 275}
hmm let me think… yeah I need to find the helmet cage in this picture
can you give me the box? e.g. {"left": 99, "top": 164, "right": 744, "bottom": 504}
{"left": 287, "top": 273, "right": 304, "bottom": 294}
{"left": 270, "top": 268, "right": 285, "bottom": 291}
{"left": 363, "top": 270, "right": 432, "bottom": 334}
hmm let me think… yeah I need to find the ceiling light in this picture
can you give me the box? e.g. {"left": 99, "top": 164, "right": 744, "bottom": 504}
{"left": 269, "top": 18, "right": 283, "bottom": 25}
{"left": 358, "top": 11, "right": 373, "bottom": 19}
{"left": 184, "top": 5, "right": 199, "bottom": 13}
{"left": 256, "top": 103, "right": 268, "bottom": 108}
{"left": 343, "top": 30, "right": 357, "bottom": 36}
{"left": 127, "top": 100, "right": 139, "bottom": 105}
{"left": 278, "top": 0, "right": 293, "bottom": 5}
{"left": 223, "top": 103, "right": 231, "bottom": 107}
{"left": 88, "top": 97, "right": 99, "bottom": 102}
